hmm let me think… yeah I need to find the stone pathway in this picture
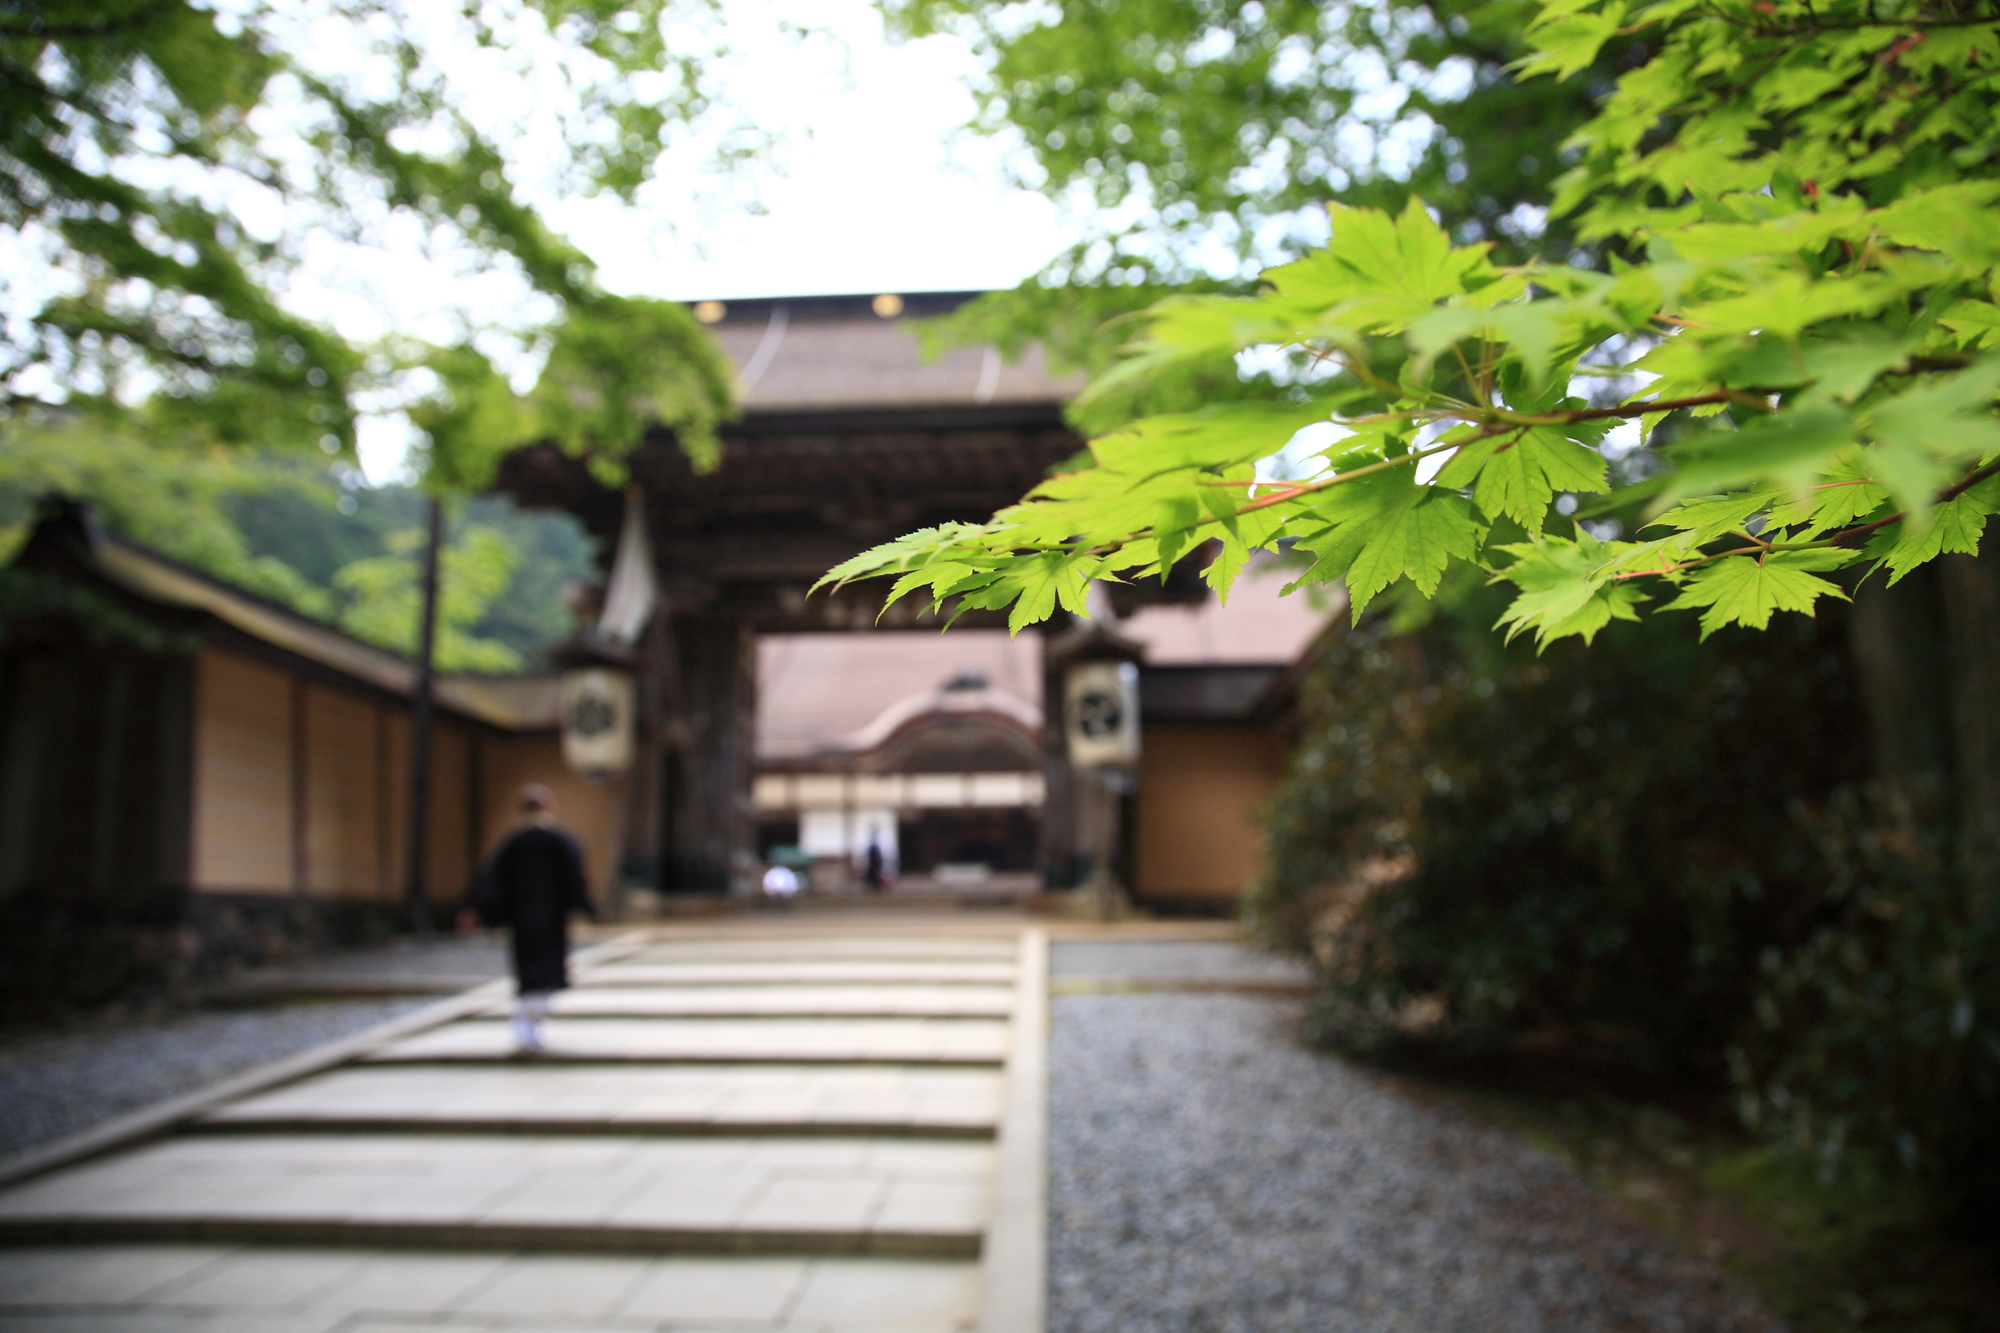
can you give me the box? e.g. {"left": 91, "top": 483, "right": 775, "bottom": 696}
{"left": 0, "top": 927, "right": 1047, "bottom": 1333}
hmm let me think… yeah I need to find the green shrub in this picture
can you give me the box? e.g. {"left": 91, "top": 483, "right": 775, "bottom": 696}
{"left": 1255, "top": 592, "right": 2000, "bottom": 1218}
{"left": 1733, "top": 788, "right": 2000, "bottom": 1225}
{"left": 1255, "top": 591, "right": 1863, "bottom": 1056}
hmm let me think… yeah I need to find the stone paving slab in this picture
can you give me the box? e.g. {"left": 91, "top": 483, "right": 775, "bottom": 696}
{"left": 0, "top": 1244, "right": 982, "bottom": 1331}
{"left": 0, "top": 926, "right": 1045, "bottom": 1332}
{"left": 0, "top": 1134, "right": 992, "bottom": 1256}
{"left": 193, "top": 1065, "right": 1003, "bottom": 1137}
{"left": 582, "top": 962, "right": 1016, "bottom": 988}
{"left": 616, "top": 938, "right": 1019, "bottom": 962}
{"left": 480, "top": 985, "right": 1017, "bottom": 1019}
{"left": 363, "top": 1018, "right": 1009, "bottom": 1066}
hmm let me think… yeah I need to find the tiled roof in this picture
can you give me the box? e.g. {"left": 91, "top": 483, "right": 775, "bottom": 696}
{"left": 78, "top": 533, "right": 560, "bottom": 732}
{"left": 694, "top": 292, "right": 1083, "bottom": 413}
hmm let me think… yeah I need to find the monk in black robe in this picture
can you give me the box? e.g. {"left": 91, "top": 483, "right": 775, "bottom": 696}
{"left": 461, "top": 783, "right": 595, "bottom": 1052}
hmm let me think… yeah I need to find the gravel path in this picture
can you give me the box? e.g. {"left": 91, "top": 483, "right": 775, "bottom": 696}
{"left": 1051, "top": 939, "right": 1313, "bottom": 985}
{"left": 1049, "top": 991, "right": 1775, "bottom": 1333}
{"left": 0, "top": 996, "right": 430, "bottom": 1161}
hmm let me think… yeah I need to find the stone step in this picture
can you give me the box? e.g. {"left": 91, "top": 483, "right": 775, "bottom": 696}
{"left": 0, "top": 1244, "right": 984, "bottom": 1331}
{"left": 0, "top": 928, "right": 1046, "bottom": 1333}
{"left": 616, "top": 938, "right": 1021, "bottom": 962}
{"left": 579, "top": 961, "right": 1017, "bottom": 987}
{"left": 361, "top": 1017, "right": 1009, "bottom": 1067}
{"left": 0, "top": 1216, "right": 983, "bottom": 1260}
{"left": 0, "top": 1133, "right": 989, "bottom": 1259}
{"left": 194, "top": 1064, "right": 1003, "bottom": 1138}
{"left": 478, "top": 983, "right": 1017, "bottom": 1019}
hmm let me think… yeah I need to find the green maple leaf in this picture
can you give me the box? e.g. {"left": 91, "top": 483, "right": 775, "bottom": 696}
{"left": 1003, "top": 552, "right": 1095, "bottom": 634}
{"left": 1869, "top": 475, "right": 2000, "bottom": 585}
{"left": 1645, "top": 490, "right": 1784, "bottom": 547}
{"left": 1492, "top": 537, "right": 1648, "bottom": 647}
{"left": 1089, "top": 400, "right": 1337, "bottom": 478}
{"left": 1437, "top": 426, "right": 1609, "bottom": 528}
{"left": 1518, "top": 0, "right": 1628, "bottom": 80}
{"left": 1940, "top": 300, "right": 2000, "bottom": 351}
{"left": 1763, "top": 455, "right": 1888, "bottom": 538}
{"left": 1293, "top": 478, "right": 1483, "bottom": 618}
{"left": 1663, "top": 549, "right": 1856, "bottom": 638}
{"left": 813, "top": 523, "right": 996, "bottom": 592}
{"left": 1202, "top": 506, "right": 1291, "bottom": 602}
{"left": 882, "top": 562, "right": 988, "bottom": 616}
{"left": 1662, "top": 405, "right": 1858, "bottom": 504}
{"left": 1863, "top": 361, "right": 2000, "bottom": 517}
{"left": 1264, "top": 199, "right": 1499, "bottom": 327}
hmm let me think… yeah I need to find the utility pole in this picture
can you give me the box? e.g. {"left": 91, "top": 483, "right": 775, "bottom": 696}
{"left": 403, "top": 495, "right": 444, "bottom": 934}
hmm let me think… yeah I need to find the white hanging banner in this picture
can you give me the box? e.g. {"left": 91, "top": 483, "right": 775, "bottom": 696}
{"left": 560, "top": 668, "right": 634, "bottom": 774}
{"left": 598, "top": 487, "right": 657, "bottom": 646}
{"left": 1065, "top": 660, "right": 1140, "bottom": 769}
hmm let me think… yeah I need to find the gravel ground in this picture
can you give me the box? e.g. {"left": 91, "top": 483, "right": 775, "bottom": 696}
{"left": 1049, "top": 991, "right": 1776, "bottom": 1333}
{"left": 1051, "top": 939, "right": 1313, "bottom": 985}
{"left": 253, "top": 936, "right": 509, "bottom": 983}
{"left": 0, "top": 995, "right": 430, "bottom": 1161}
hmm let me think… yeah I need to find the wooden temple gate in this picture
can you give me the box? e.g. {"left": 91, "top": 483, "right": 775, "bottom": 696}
{"left": 493, "top": 291, "right": 1142, "bottom": 898}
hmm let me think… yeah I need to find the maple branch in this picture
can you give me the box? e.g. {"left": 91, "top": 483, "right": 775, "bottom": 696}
{"left": 1488, "top": 391, "right": 1751, "bottom": 425}
{"left": 1828, "top": 456, "right": 2000, "bottom": 545}
{"left": 1082, "top": 437, "right": 1470, "bottom": 557}
{"left": 1607, "top": 456, "right": 2000, "bottom": 584}
{"left": 1611, "top": 545, "right": 1768, "bottom": 580}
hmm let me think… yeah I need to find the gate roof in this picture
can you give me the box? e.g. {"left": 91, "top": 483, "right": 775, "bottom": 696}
{"left": 494, "top": 291, "right": 1095, "bottom": 632}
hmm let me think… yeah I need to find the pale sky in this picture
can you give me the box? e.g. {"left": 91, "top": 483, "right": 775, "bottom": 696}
{"left": 333, "top": 0, "right": 1078, "bottom": 476}
{"left": 557, "top": 3, "right": 1075, "bottom": 301}
{"left": 2, "top": 0, "right": 1076, "bottom": 480}
{"left": 285, "top": 0, "right": 1076, "bottom": 344}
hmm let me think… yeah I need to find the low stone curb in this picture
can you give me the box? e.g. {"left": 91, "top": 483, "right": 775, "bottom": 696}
{"left": 182, "top": 1115, "right": 999, "bottom": 1140}
{"left": 0, "top": 1216, "right": 982, "bottom": 1260}
{"left": 979, "top": 926, "right": 1048, "bottom": 1333}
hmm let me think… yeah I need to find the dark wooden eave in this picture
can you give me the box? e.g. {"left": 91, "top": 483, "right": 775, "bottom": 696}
{"left": 493, "top": 404, "right": 1085, "bottom": 632}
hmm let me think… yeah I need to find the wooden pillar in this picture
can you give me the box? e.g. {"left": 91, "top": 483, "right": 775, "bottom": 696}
{"left": 465, "top": 730, "right": 484, "bottom": 876}
{"left": 89, "top": 658, "right": 134, "bottom": 896}
{"left": 1038, "top": 629, "right": 1082, "bottom": 890}
{"left": 617, "top": 612, "right": 672, "bottom": 903}
{"left": 402, "top": 496, "right": 444, "bottom": 933}
{"left": 152, "top": 653, "right": 196, "bottom": 898}
{"left": 374, "top": 706, "right": 393, "bottom": 900}
{"left": 661, "top": 613, "right": 757, "bottom": 894}
{"left": 289, "top": 676, "right": 308, "bottom": 896}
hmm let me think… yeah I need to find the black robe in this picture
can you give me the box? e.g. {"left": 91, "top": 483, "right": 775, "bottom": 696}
{"left": 471, "top": 823, "right": 593, "bottom": 994}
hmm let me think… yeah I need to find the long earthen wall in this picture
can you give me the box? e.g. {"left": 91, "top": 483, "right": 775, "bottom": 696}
{"left": 1132, "top": 722, "right": 1288, "bottom": 906}
{"left": 189, "top": 648, "right": 621, "bottom": 909}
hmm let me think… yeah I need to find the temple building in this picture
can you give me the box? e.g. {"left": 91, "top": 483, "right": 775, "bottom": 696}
{"left": 487, "top": 290, "right": 1336, "bottom": 906}
{"left": 0, "top": 290, "right": 1336, "bottom": 1005}
{"left": 0, "top": 499, "right": 619, "bottom": 1008}
{"left": 748, "top": 564, "right": 1328, "bottom": 908}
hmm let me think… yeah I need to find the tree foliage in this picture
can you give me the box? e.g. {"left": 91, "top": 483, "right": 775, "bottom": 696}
{"left": 885, "top": 0, "right": 1616, "bottom": 275}
{"left": 831, "top": 0, "right": 2000, "bottom": 646}
{"left": 0, "top": 411, "right": 335, "bottom": 610}
{"left": 333, "top": 522, "right": 525, "bottom": 672}
{"left": 890, "top": 0, "right": 1628, "bottom": 425}
{"left": 0, "top": 418, "right": 595, "bottom": 669}
{"left": 1250, "top": 577, "right": 1867, "bottom": 1064}
{"left": 2, "top": 0, "right": 737, "bottom": 482}
{"left": 1253, "top": 572, "right": 2000, "bottom": 1223}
